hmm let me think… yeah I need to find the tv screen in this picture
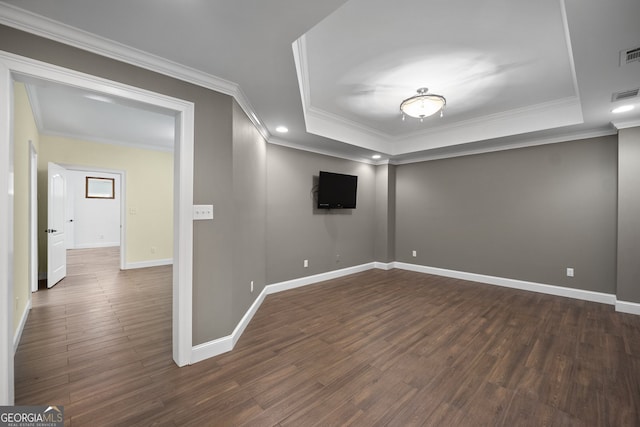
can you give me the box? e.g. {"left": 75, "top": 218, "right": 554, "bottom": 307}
{"left": 317, "top": 171, "right": 358, "bottom": 209}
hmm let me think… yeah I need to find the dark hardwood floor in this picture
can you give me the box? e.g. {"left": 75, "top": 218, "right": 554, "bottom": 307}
{"left": 15, "top": 248, "right": 640, "bottom": 426}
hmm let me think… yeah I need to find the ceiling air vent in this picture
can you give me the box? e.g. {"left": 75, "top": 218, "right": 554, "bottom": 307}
{"left": 612, "top": 88, "right": 639, "bottom": 102}
{"left": 620, "top": 46, "right": 640, "bottom": 66}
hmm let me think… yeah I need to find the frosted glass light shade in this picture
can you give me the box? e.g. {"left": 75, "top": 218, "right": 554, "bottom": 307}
{"left": 400, "top": 88, "right": 446, "bottom": 119}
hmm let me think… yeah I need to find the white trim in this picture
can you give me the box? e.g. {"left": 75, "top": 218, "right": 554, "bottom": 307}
{"left": 58, "top": 164, "right": 126, "bottom": 270}
{"left": 29, "top": 142, "right": 38, "bottom": 293}
{"left": 394, "top": 262, "right": 617, "bottom": 305}
{"left": 0, "top": 60, "right": 15, "bottom": 405}
{"left": 0, "top": 3, "right": 237, "bottom": 97}
{"left": 191, "top": 262, "right": 378, "bottom": 362}
{"left": 373, "top": 262, "right": 394, "bottom": 270}
{"left": 0, "top": 3, "right": 269, "bottom": 150}
{"left": 173, "top": 93, "right": 194, "bottom": 367}
{"left": 615, "top": 300, "right": 640, "bottom": 316}
{"left": 0, "top": 52, "right": 194, "bottom": 378}
{"left": 74, "top": 242, "right": 120, "bottom": 249}
{"left": 612, "top": 119, "right": 640, "bottom": 130}
{"left": 265, "top": 263, "right": 377, "bottom": 295}
{"left": 13, "top": 300, "right": 31, "bottom": 354}
{"left": 190, "top": 259, "right": 640, "bottom": 365}
{"left": 125, "top": 258, "right": 173, "bottom": 270}
{"left": 41, "top": 130, "right": 174, "bottom": 153}
{"left": 268, "top": 137, "right": 377, "bottom": 165}
{"left": 191, "top": 336, "right": 234, "bottom": 364}
{"left": 0, "top": 2, "right": 615, "bottom": 166}
{"left": 390, "top": 128, "right": 617, "bottom": 165}
{"left": 191, "top": 287, "right": 269, "bottom": 364}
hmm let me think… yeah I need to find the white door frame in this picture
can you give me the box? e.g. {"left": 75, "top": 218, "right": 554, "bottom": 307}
{"left": 0, "top": 51, "right": 195, "bottom": 404}
{"left": 60, "top": 165, "right": 126, "bottom": 269}
{"left": 29, "top": 142, "right": 37, "bottom": 293}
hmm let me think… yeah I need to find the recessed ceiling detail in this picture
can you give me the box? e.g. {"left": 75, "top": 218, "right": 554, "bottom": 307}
{"left": 1, "top": 0, "right": 639, "bottom": 163}
{"left": 293, "top": 0, "right": 583, "bottom": 156}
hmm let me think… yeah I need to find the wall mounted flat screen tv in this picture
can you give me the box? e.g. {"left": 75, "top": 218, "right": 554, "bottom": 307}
{"left": 317, "top": 171, "right": 358, "bottom": 209}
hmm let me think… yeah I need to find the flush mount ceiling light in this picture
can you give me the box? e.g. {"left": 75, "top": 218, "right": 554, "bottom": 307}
{"left": 275, "top": 125, "right": 289, "bottom": 133}
{"left": 400, "top": 87, "right": 446, "bottom": 122}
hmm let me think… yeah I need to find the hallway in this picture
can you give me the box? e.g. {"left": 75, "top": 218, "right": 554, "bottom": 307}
{"left": 14, "top": 247, "right": 172, "bottom": 423}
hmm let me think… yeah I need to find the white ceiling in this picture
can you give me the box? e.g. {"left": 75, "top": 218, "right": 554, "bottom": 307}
{"left": 14, "top": 74, "right": 177, "bottom": 151}
{"left": 1, "top": 0, "right": 639, "bottom": 162}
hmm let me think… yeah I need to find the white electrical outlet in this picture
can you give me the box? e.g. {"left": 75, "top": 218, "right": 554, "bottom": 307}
{"left": 566, "top": 267, "right": 574, "bottom": 277}
{"left": 412, "top": 250, "right": 417, "bottom": 257}
{"left": 304, "top": 259, "right": 309, "bottom": 268}
{"left": 193, "top": 204, "right": 214, "bottom": 220}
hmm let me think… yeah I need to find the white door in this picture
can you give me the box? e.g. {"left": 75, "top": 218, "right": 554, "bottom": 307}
{"left": 47, "top": 162, "right": 67, "bottom": 288}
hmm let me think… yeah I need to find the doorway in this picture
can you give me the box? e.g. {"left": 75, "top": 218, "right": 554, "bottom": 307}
{"left": 0, "top": 51, "right": 195, "bottom": 404}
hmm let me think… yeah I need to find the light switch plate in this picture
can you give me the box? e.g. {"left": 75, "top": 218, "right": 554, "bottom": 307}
{"left": 193, "top": 204, "right": 214, "bottom": 220}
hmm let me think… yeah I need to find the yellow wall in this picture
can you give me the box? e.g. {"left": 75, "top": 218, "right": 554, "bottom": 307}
{"left": 13, "top": 82, "right": 39, "bottom": 336}
{"left": 38, "top": 135, "right": 174, "bottom": 269}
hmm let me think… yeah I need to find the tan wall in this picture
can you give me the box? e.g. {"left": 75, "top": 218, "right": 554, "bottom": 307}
{"left": 12, "top": 82, "right": 39, "bottom": 336}
{"left": 37, "top": 135, "right": 173, "bottom": 270}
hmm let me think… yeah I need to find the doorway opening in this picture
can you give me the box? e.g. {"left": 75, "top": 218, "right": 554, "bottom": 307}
{"left": 1, "top": 51, "right": 195, "bottom": 404}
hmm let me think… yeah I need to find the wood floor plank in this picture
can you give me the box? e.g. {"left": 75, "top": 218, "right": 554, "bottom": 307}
{"left": 14, "top": 247, "right": 640, "bottom": 426}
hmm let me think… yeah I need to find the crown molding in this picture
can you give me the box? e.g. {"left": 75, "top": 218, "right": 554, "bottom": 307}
{"left": 391, "top": 128, "right": 616, "bottom": 165}
{"left": 0, "top": 2, "right": 271, "bottom": 141}
{"left": 41, "top": 130, "right": 174, "bottom": 153}
{"left": 267, "top": 136, "right": 377, "bottom": 165}
{"left": 611, "top": 119, "right": 640, "bottom": 130}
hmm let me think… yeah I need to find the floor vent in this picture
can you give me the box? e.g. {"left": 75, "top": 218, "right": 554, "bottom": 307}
{"left": 620, "top": 46, "right": 640, "bottom": 66}
{"left": 612, "top": 88, "right": 640, "bottom": 102}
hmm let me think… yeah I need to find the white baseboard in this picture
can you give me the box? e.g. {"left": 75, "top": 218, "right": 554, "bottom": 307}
{"left": 124, "top": 258, "right": 173, "bottom": 270}
{"left": 14, "top": 299, "right": 31, "bottom": 354}
{"left": 190, "top": 260, "right": 634, "bottom": 365}
{"left": 74, "top": 242, "right": 120, "bottom": 249}
{"left": 191, "top": 287, "right": 269, "bottom": 364}
{"left": 191, "top": 336, "right": 234, "bottom": 364}
{"left": 266, "top": 263, "right": 376, "bottom": 295}
{"left": 191, "top": 262, "right": 377, "bottom": 363}
{"left": 394, "top": 262, "right": 617, "bottom": 305}
{"left": 615, "top": 300, "right": 640, "bottom": 315}
{"left": 374, "top": 262, "right": 394, "bottom": 270}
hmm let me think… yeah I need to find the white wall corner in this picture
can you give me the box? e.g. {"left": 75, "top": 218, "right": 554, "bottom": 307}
{"left": 13, "top": 299, "right": 31, "bottom": 354}
{"left": 615, "top": 300, "right": 640, "bottom": 316}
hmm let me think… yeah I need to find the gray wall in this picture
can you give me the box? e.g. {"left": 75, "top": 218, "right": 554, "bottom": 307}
{"left": 617, "top": 127, "right": 640, "bottom": 303}
{"left": 0, "top": 25, "right": 237, "bottom": 344}
{"left": 232, "top": 101, "right": 267, "bottom": 322}
{"left": 374, "top": 164, "right": 396, "bottom": 263}
{"left": 266, "top": 144, "right": 376, "bottom": 284}
{"left": 395, "top": 136, "right": 618, "bottom": 293}
{"left": 4, "top": 24, "right": 637, "bottom": 348}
